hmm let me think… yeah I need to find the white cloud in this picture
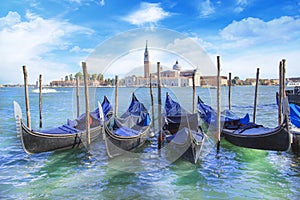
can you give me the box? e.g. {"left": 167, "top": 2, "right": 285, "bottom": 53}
{"left": 70, "top": 45, "right": 93, "bottom": 53}
{"left": 220, "top": 16, "right": 300, "bottom": 47}
{"left": 207, "top": 16, "right": 300, "bottom": 79}
{"left": 198, "top": 0, "right": 215, "bottom": 18}
{"left": 234, "top": 6, "right": 244, "bottom": 13}
{"left": 68, "top": 0, "right": 105, "bottom": 7}
{"left": 0, "top": 11, "right": 21, "bottom": 27}
{"left": 99, "top": 0, "right": 105, "bottom": 7}
{"left": 70, "top": 46, "right": 81, "bottom": 52}
{"left": 123, "top": 2, "right": 170, "bottom": 26}
{"left": 236, "top": 0, "right": 248, "bottom": 5}
{"left": 184, "top": 15, "right": 300, "bottom": 79}
{"left": 0, "top": 11, "right": 94, "bottom": 84}
{"left": 69, "top": 0, "right": 82, "bottom": 3}
{"left": 221, "top": 50, "right": 299, "bottom": 80}
{"left": 234, "top": 0, "right": 248, "bottom": 12}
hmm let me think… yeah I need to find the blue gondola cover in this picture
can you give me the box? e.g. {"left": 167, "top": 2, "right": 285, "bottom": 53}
{"left": 290, "top": 103, "right": 300, "bottom": 128}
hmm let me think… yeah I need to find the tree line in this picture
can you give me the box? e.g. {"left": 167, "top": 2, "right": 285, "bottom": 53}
{"left": 63, "top": 72, "right": 115, "bottom": 85}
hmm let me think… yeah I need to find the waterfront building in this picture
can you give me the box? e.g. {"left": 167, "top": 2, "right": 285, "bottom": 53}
{"left": 200, "top": 76, "right": 228, "bottom": 86}
{"left": 124, "top": 41, "right": 203, "bottom": 87}
{"left": 50, "top": 80, "right": 100, "bottom": 87}
{"left": 144, "top": 40, "right": 150, "bottom": 78}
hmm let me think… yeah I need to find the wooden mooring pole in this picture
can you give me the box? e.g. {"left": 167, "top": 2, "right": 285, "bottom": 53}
{"left": 76, "top": 76, "right": 80, "bottom": 117}
{"left": 157, "top": 62, "right": 162, "bottom": 149}
{"left": 22, "top": 65, "right": 31, "bottom": 129}
{"left": 216, "top": 56, "right": 221, "bottom": 152}
{"left": 228, "top": 72, "right": 232, "bottom": 110}
{"left": 253, "top": 68, "right": 259, "bottom": 123}
{"left": 278, "top": 61, "right": 283, "bottom": 125}
{"left": 82, "top": 62, "right": 90, "bottom": 149}
{"left": 192, "top": 72, "right": 196, "bottom": 114}
{"left": 150, "top": 75, "right": 155, "bottom": 131}
{"left": 39, "top": 74, "right": 42, "bottom": 128}
{"left": 282, "top": 59, "right": 286, "bottom": 98}
{"left": 115, "top": 75, "right": 119, "bottom": 117}
{"left": 282, "top": 59, "right": 287, "bottom": 120}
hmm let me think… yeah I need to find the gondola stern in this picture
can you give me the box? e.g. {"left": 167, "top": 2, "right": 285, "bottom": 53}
{"left": 197, "top": 96, "right": 204, "bottom": 104}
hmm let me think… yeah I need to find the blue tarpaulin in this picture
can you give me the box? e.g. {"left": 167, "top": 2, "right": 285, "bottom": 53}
{"left": 197, "top": 97, "right": 250, "bottom": 127}
{"left": 164, "top": 93, "right": 199, "bottom": 130}
{"left": 290, "top": 103, "right": 300, "bottom": 128}
{"left": 102, "top": 96, "right": 113, "bottom": 121}
{"left": 113, "top": 93, "right": 151, "bottom": 131}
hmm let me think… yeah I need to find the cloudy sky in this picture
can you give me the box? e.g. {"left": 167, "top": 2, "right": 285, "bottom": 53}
{"left": 1, "top": 0, "right": 300, "bottom": 84}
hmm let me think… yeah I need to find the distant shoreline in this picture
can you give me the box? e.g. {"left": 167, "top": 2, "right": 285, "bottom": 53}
{"left": 0, "top": 84, "right": 283, "bottom": 89}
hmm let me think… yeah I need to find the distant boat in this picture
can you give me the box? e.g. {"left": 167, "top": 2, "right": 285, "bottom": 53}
{"left": 201, "top": 85, "right": 217, "bottom": 89}
{"left": 287, "top": 81, "right": 300, "bottom": 87}
{"left": 197, "top": 97, "right": 291, "bottom": 151}
{"left": 13, "top": 97, "right": 112, "bottom": 154}
{"left": 31, "top": 88, "right": 57, "bottom": 93}
{"left": 163, "top": 93, "right": 205, "bottom": 164}
{"left": 286, "top": 86, "right": 300, "bottom": 106}
{"left": 104, "top": 93, "right": 151, "bottom": 158}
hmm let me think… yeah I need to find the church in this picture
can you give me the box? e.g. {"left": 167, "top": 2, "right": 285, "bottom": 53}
{"left": 124, "top": 41, "right": 202, "bottom": 87}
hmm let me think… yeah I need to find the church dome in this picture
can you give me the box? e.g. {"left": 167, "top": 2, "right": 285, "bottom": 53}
{"left": 173, "top": 60, "right": 182, "bottom": 71}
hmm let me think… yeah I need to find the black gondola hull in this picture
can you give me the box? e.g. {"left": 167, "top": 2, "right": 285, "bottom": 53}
{"left": 166, "top": 132, "right": 204, "bottom": 164}
{"left": 223, "top": 126, "right": 290, "bottom": 151}
{"left": 104, "top": 125, "right": 150, "bottom": 158}
{"left": 291, "top": 130, "right": 300, "bottom": 155}
{"left": 163, "top": 94, "right": 205, "bottom": 164}
{"left": 21, "top": 122, "right": 102, "bottom": 154}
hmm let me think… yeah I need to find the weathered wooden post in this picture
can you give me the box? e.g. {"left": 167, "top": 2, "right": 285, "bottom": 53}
{"left": 76, "top": 76, "right": 80, "bottom": 117}
{"left": 282, "top": 59, "right": 286, "bottom": 97}
{"left": 39, "top": 74, "right": 42, "bottom": 128}
{"left": 192, "top": 72, "right": 196, "bottom": 114}
{"left": 157, "top": 62, "right": 162, "bottom": 149}
{"left": 253, "top": 68, "right": 260, "bottom": 123}
{"left": 22, "top": 65, "right": 31, "bottom": 129}
{"left": 282, "top": 59, "right": 288, "bottom": 120}
{"left": 216, "top": 56, "right": 221, "bottom": 152}
{"left": 278, "top": 61, "right": 283, "bottom": 125}
{"left": 114, "top": 75, "right": 119, "bottom": 117}
{"left": 150, "top": 75, "right": 155, "bottom": 131}
{"left": 228, "top": 72, "right": 232, "bottom": 110}
{"left": 82, "top": 62, "right": 90, "bottom": 149}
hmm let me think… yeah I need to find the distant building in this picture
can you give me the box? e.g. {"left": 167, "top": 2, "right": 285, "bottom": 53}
{"left": 124, "top": 41, "right": 203, "bottom": 87}
{"left": 200, "top": 76, "right": 228, "bottom": 86}
{"left": 245, "top": 78, "right": 257, "bottom": 85}
{"left": 50, "top": 80, "right": 100, "bottom": 87}
{"left": 261, "top": 79, "right": 279, "bottom": 85}
{"left": 144, "top": 40, "right": 150, "bottom": 78}
{"left": 50, "top": 80, "right": 75, "bottom": 87}
{"left": 244, "top": 78, "right": 280, "bottom": 86}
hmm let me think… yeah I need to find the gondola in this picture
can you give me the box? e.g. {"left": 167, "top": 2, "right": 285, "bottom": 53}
{"left": 289, "top": 103, "right": 300, "bottom": 155}
{"left": 13, "top": 96, "right": 112, "bottom": 154}
{"left": 163, "top": 93, "right": 205, "bottom": 164}
{"left": 197, "top": 97, "right": 291, "bottom": 151}
{"left": 104, "top": 93, "right": 151, "bottom": 158}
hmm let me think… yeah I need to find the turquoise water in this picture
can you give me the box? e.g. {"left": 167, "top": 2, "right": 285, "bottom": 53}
{"left": 0, "top": 86, "right": 299, "bottom": 199}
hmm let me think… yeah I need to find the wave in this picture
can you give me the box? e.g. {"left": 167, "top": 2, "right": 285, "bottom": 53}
{"left": 31, "top": 88, "right": 57, "bottom": 93}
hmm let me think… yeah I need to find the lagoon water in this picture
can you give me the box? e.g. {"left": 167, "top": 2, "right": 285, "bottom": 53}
{"left": 0, "top": 86, "right": 299, "bottom": 199}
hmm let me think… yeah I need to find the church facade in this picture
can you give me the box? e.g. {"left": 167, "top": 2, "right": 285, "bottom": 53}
{"left": 124, "top": 41, "right": 203, "bottom": 87}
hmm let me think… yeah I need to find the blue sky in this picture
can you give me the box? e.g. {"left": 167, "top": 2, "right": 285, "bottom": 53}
{"left": 0, "top": 0, "right": 300, "bottom": 84}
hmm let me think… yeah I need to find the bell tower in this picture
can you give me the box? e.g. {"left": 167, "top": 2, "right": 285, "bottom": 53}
{"left": 144, "top": 40, "right": 150, "bottom": 78}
